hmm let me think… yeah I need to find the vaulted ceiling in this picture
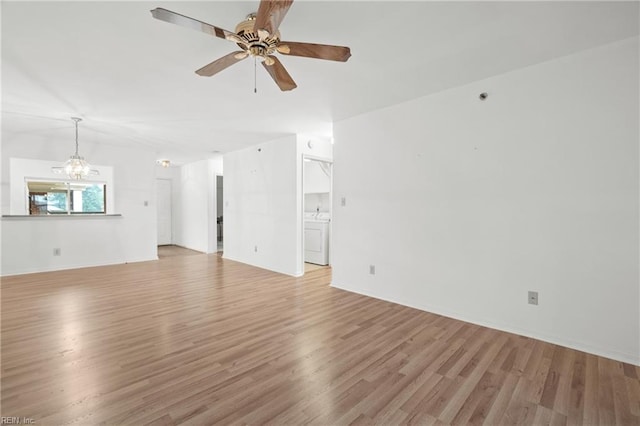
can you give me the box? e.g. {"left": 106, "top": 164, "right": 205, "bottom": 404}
{"left": 3, "top": 1, "right": 638, "bottom": 164}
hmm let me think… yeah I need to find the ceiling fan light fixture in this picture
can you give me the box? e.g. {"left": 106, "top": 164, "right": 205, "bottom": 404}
{"left": 225, "top": 33, "right": 245, "bottom": 45}
{"left": 157, "top": 159, "right": 171, "bottom": 168}
{"left": 263, "top": 56, "right": 275, "bottom": 66}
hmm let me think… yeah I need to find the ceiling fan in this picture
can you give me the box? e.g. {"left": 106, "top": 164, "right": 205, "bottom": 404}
{"left": 150, "top": 0, "right": 351, "bottom": 91}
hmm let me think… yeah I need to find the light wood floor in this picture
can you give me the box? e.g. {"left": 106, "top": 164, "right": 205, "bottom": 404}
{"left": 304, "top": 262, "right": 330, "bottom": 273}
{"left": 157, "top": 245, "right": 204, "bottom": 258}
{"left": 1, "top": 255, "right": 639, "bottom": 425}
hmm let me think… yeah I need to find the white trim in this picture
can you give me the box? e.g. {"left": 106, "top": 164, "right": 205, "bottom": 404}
{"left": 301, "top": 154, "right": 333, "bottom": 275}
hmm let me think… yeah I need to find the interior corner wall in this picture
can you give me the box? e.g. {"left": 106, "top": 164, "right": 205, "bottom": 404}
{"left": 223, "top": 135, "right": 299, "bottom": 276}
{"left": 173, "top": 158, "right": 222, "bottom": 254}
{"left": 332, "top": 37, "right": 640, "bottom": 365}
{"left": 0, "top": 137, "right": 158, "bottom": 275}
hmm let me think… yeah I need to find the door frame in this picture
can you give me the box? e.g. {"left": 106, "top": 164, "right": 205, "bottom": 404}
{"left": 300, "top": 154, "right": 333, "bottom": 275}
{"left": 215, "top": 173, "right": 224, "bottom": 252}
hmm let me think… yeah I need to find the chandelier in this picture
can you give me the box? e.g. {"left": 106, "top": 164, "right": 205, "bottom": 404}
{"left": 53, "top": 117, "right": 98, "bottom": 180}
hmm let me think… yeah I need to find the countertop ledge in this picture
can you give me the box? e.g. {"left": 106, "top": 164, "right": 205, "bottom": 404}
{"left": 2, "top": 214, "right": 123, "bottom": 219}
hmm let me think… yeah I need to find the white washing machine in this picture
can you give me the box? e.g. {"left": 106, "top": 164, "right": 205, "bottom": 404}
{"left": 304, "top": 212, "right": 330, "bottom": 265}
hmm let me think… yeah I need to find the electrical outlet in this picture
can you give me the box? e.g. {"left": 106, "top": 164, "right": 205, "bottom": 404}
{"left": 254, "top": 245, "right": 258, "bottom": 253}
{"left": 528, "top": 291, "right": 538, "bottom": 305}
{"left": 369, "top": 265, "right": 376, "bottom": 275}
{"left": 341, "top": 197, "right": 346, "bottom": 207}
{"left": 53, "top": 248, "right": 61, "bottom": 256}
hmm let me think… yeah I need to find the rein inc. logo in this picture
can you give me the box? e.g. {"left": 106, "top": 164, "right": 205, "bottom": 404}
{"left": 1, "top": 418, "right": 35, "bottom": 425}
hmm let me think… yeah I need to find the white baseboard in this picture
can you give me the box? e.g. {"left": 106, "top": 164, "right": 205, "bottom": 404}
{"left": 331, "top": 281, "right": 640, "bottom": 367}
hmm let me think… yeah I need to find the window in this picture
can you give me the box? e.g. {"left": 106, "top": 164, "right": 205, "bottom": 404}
{"left": 27, "top": 180, "right": 106, "bottom": 215}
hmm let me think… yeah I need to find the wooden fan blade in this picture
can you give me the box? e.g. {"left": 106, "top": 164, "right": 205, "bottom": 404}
{"left": 254, "top": 0, "right": 294, "bottom": 35}
{"left": 277, "top": 41, "right": 351, "bottom": 62}
{"left": 151, "top": 8, "right": 237, "bottom": 40}
{"left": 196, "top": 51, "right": 247, "bottom": 77}
{"left": 262, "top": 56, "right": 297, "bottom": 91}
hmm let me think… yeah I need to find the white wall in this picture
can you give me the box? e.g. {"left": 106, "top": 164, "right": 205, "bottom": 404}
{"left": 304, "top": 193, "right": 330, "bottom": 213}
{"left": 332, "top": 37, "right": 639, "bottom": 365}
{"left": 173, "top": 157, "right": 222, "bottom": 253}
{"left": 304, "top": 160, "right": 331, "bottom": 194}
{"left": 222, "top": 135, "right": 332, "bottom": 276}
{"left": 2, "top": 216, "right": 128, "bottom": 274}
{"left": 1, "top": 134, "right": 158, "bottom": 275}
{"left": 223, "top": 135, "right": 299, "bottom": 275}
{"left": 298, "top": 135, "right": 333, "bottom": 160}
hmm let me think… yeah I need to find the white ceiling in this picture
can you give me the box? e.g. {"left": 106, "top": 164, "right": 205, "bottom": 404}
{"left": 2, "top": 1, "right": 638, "bottom": 165}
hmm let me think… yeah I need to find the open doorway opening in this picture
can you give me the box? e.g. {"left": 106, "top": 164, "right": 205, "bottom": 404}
{"left": 303, "top": 157, "right": 332, "bottom": 274}
{"left": 216, "top": 175, "right": 224, "bottom": 253}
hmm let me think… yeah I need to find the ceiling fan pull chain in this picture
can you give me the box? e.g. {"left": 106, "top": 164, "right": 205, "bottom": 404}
{"left": 254, "top": 56, "right": 257, "bottom": 94}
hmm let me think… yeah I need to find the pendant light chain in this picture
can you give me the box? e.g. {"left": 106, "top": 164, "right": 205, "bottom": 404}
{"left": 75, "top": 119, "right": 79, "bottom": 155}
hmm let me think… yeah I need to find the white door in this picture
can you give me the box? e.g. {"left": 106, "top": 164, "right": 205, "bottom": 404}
{"left": 156, "top": 179, "right": 172, "bottom": 245}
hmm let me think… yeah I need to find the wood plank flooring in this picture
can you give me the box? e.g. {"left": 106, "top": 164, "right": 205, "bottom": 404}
{"left": 304, "top": 262, "right": 329, "bottom": 273}
{"left": 1, "top": 254, "right": 639, "bottom": 425}
{"left": 157, "top": 245, "right": 204, "bottom": 259}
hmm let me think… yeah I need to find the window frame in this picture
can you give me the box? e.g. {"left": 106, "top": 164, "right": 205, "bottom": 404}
{"left": 25, "top": 178, "right": 108, "bottom": 216}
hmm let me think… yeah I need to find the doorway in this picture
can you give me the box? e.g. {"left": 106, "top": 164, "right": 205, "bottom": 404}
{"left": 216, "top": 175, "right": 224, "bottom": 252}
{"left": 156, "top": 178, "right": 172, "bottom": 246}
{"left": 302, "top": 157, "right": 332, "bottom": 274}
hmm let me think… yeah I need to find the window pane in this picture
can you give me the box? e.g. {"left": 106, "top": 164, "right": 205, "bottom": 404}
{"left": 29, "top": 193, "right": 48, "bottom": 215}
{"left": 47, "top": 192, "right": 68, "bottom": 213}
{"left": 27, "top": 181, "right": 68, "bottom": 215}
{"left": 71, "top": 183, "right": 105, "bottom": 213}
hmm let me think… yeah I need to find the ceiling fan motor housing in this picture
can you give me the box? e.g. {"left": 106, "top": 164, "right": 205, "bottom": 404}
{"left": 234, "top": 14, "right": 280, "bottom": 58}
